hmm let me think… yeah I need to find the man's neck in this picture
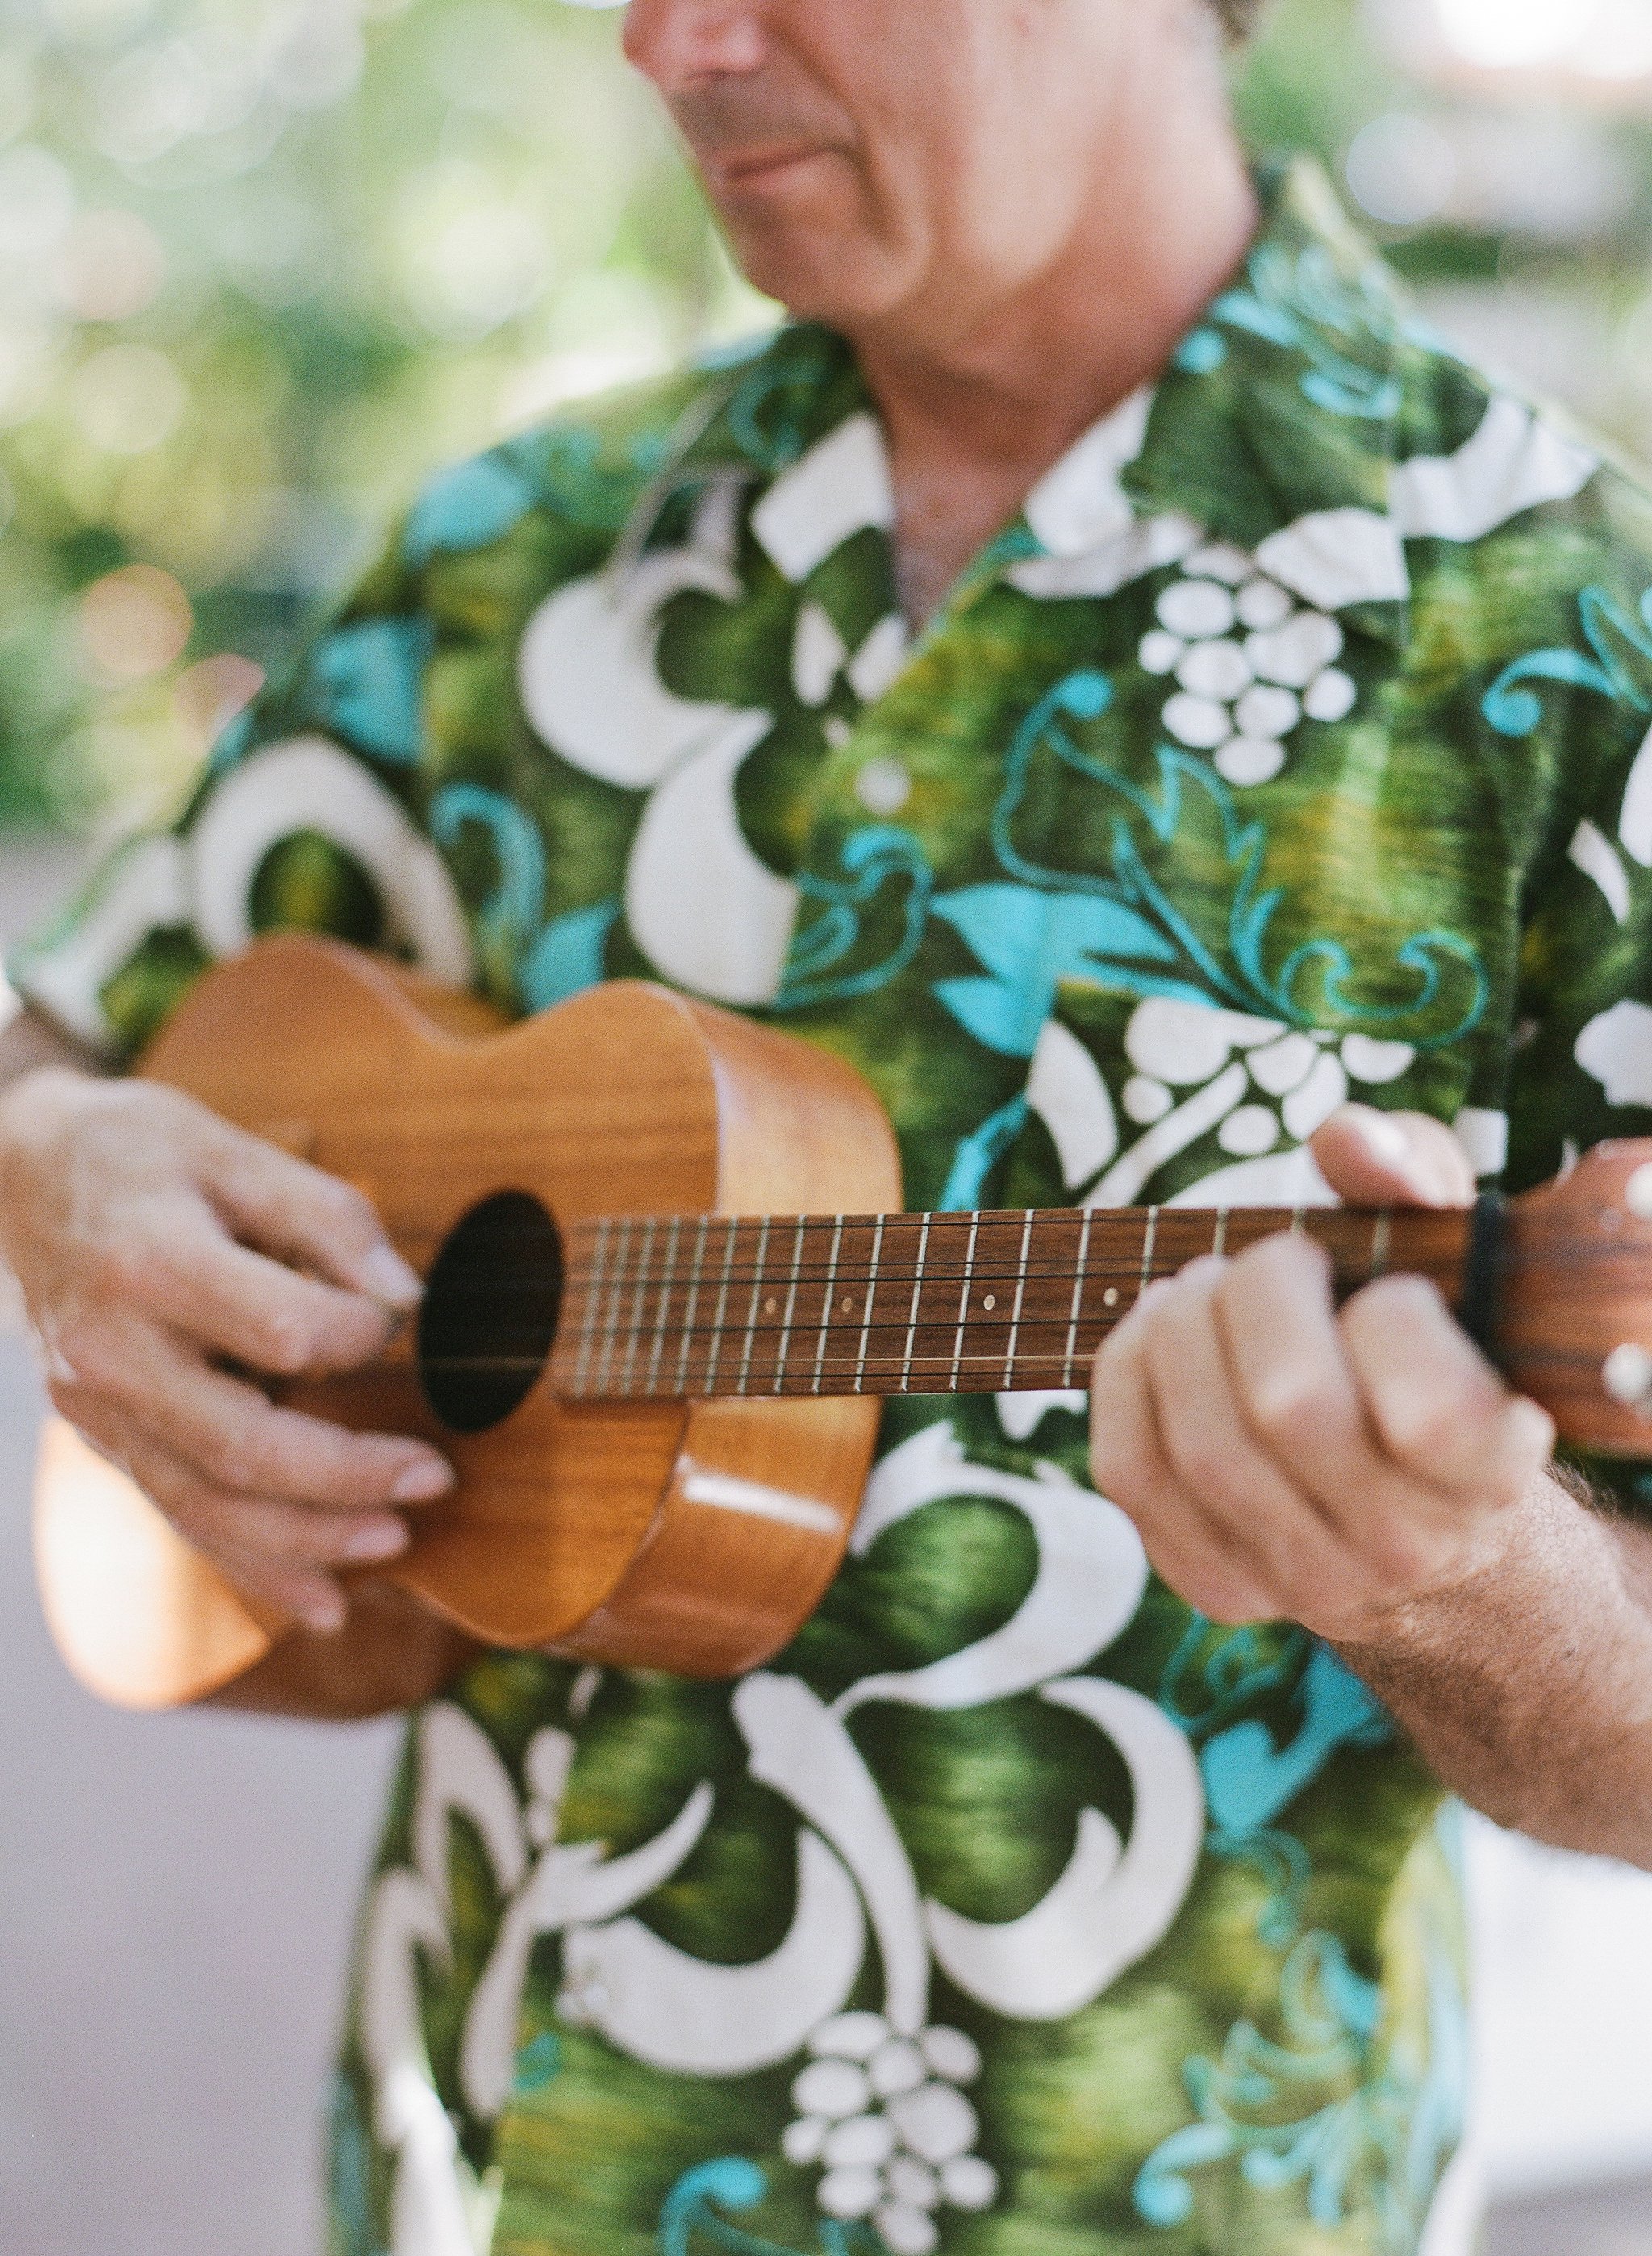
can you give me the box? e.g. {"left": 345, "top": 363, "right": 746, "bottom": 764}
{"left": 846, "top": 113, "right": 1260, "bottom": 627}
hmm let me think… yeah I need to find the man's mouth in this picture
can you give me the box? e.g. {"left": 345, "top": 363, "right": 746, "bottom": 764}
{"left": 703, "top": 143, "right": 832, "bottom": 194}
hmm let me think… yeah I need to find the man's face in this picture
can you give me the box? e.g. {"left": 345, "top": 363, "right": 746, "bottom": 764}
{"left": 620, "top": 0, "right": 1149, "bottom": 336}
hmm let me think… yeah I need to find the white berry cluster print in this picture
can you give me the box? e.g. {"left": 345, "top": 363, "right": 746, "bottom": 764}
{"left": 782, "top": 2011, "right": 996, "bottom": 2256}
{"left": 1141, "top": 541, "right": 1358, "bottom": 787}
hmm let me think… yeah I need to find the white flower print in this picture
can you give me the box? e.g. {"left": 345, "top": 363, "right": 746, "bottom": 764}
{"left": 1027, "top": 996, "right": 1500, "bottom": 1211}
{"left": 357, "top": 1423, "right": 1204, "bottom": 2253}
{"left": 1141, "top": 542, "right": 1359, "bottom": 789}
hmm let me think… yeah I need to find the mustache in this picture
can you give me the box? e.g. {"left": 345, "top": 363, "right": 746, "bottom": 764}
{"left": 670, "top": 80, "right": 848, "bottom": 161}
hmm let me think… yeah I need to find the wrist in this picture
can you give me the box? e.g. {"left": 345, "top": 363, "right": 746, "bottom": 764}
{"left": 1315, "top": 1470, "right": 1570, "bottom": 1655}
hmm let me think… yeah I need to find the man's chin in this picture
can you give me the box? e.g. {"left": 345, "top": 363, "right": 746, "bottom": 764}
{"left": 719, "top": 222, "right": 907, "bottom": 330}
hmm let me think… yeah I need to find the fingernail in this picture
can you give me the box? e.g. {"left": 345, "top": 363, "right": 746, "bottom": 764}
{"left": 392, "top": 1457, "right": 455, "bottom": 1503}
{"left": 1351, "top": 1107, "right": 1411, "bottom": 1167}
{"left": 345, "top": 1519, "right": 410, "bottom": 1563}
{"left": 361, "top": 1244, "right": 423, "bottom": 1309}
{"left": 300, "top": 1590, "right": 348, "bottom": 1635}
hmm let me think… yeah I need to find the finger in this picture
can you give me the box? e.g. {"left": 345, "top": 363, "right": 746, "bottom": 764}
{"left": 72, "top": 1402, "right": 414, "bottom": 1570}
{"left": 108, "top": 1197, "right": 401, "bottom": 1378}
{"left": 54, "top": 1406, "right": 359, "bottom": 1635}
{"left": 1341, "top": 1275, "right": 1554, "bottom": 1503}
{"left": 1214, "top": 1231, "right": 1394, "bottom": 1541}
{"left": 1091, "top": 1291, "right": 1275, "bottom": 1622}
{"left": 52, "top": 1324, "right": 453, "bottom": 1511}
{"left": 1142, "top": 1256, "right": 1361, "bottom": 1611}
{"left": 58, "top": 1398, "right": 411, "bottom": 1633}
{"left": 195, "top": 1120, "right": 423, "bottom": 1310}
{"left": 1312, "top": 1105, "right": 1477, "bottom": 1210}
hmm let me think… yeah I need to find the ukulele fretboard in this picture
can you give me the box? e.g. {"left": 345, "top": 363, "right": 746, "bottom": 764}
{"left": 548, "top": 1205, "right": 1473, "bottom": 1402}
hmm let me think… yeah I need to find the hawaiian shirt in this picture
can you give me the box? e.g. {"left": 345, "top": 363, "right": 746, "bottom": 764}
{"left": 19, "top": 157, "right": 1652, "bottom": 2256}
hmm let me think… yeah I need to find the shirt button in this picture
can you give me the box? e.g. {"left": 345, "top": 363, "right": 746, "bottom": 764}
{"left": 853, "top": 756, "right": 912, "bottom": 816}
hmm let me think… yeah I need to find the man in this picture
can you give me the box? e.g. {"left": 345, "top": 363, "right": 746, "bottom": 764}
{"left": 6, "top": 0, "right": 1652, "bottom": 2249}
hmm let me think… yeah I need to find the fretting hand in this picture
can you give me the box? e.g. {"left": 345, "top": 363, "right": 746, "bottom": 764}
{"left": 1087, "top": 1104, "right": 1558, "bottom": 1640}
{"left": 0, "top": 1068, "right": 454, "bottom": 1634}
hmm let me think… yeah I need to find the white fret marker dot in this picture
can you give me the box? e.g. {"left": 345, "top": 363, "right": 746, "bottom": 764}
{"left": 1604, "top": 1343, "right": 1652, "bottom": 1406}
{"left": 1626, "top": 1164, "right": 1652, "bottom": 1221}
{"left": 765, "top": 1297, "right": 777, "bottom": 1314}
{"left": 842, "top": 1295, "right": 853, "bottom": 1311}
{"left": 983, "top": 1294, "right": 996, "bottom": 1310}
{"left": 1104, "top": 1287, "right": 1120, "bottom": 1307}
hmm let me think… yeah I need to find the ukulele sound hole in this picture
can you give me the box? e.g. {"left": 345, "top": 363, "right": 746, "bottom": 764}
{"left": 418, "top": 1191, "right": 563, "bottom": 1434}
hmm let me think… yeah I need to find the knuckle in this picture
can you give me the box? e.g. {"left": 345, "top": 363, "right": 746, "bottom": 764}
{"left": 1377, "top": 1386, "right": 1461, "bottom": 1465}
{"left": 1247, "top": 1370, "right": 1331, "bottom": 1447}
{"left": 197, "top": 1406, "right": 264, "bottom": 1492}
{"left": 1366, "top": 1526, "right": 1436, "bottom": 1591}
{"left": 254, "top": 1306, "right": 321, "bottom": 1376}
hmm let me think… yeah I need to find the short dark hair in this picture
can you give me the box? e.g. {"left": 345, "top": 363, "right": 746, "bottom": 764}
{"left": 1210, "top": 0, "right": 1268, "bottom": 37}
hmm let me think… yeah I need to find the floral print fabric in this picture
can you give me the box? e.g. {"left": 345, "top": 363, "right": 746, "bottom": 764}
{"left": 19, "top": 158, "right": 1652, "bottom": 2256}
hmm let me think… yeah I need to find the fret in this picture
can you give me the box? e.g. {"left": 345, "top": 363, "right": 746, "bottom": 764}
{"left": 772, "top": 1216, "right": 809, "bottom": 1395}
{"left": 1139, "top": 1206, "right": 1160, "bottom": 1296}
{"left": 1002, "top": 1210, "right": 1034, "bottom": 1389}
{"left": 948, "top": 1213, "right": 982, "bottom": 1391}
{"left": 644, "top": 1215, "right": 682, "bottom": 1399}
{"left": 565, "top": 1199, "right": 1476, "bottom": 1403}
{"left": 900, "top": 1214, "right": 931, "bottom": 1392}
{"left": 617, "top": 1216, "right": 657, "bottom": 1397}
{"left": 595, "top": 1215, "right": 633, "bottom": 1394}
{"left": 1062, "top": 1208, "right": 1095, "bottom": 1385}
{"left": 852, "top": 1216, "right": 883, "bottom": 1394}
{"left": 702, "top": 1218, "right": 741, "bottom": 1396}
{"left": 672, "top": 1216, "right": 711, "bottom": 1395}
{"left": 735, "top": 1216, "right": 772, "bottom": 1398}
{"left": 574, "top": 1218, "right": 611, "bottom": 1394}
{"left": 811, "top": 1216, "right": 845, "bottom": 1396}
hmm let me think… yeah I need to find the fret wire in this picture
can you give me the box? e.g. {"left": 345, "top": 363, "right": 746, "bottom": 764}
{"left": 1003, "top": 1209, "right": 1034, "bottom": 1390}
{"left": 560, "top": 1236, "right": 1466, "bottom": 1301}
{"left": 735, "top": 1216, "right": 772, "bottom": 1399}
{"left": 595, "top": 1215, "right": 633, "bottom": 1395}
{"left": 673, "top": 1216, "right": 711, "bottom": 1395}
{"left": 618, "top": 1216, "right": 657, "bottom": 1399}
{"left": 1139, "top": 1205, "right": 1160, "bottom": 1295}
{"left": 702, "top": 1218, "right": 741, "bottom": 1396}
{"left": 1212, "top": 1209, "right": 1229, "bottom": 1260}
{"left": 1371, "top": 1209, "right": 1391, "bottom": 1278}
{"left": 644, "top": 1215, "right": 682, "bottom": 1401}
{"left": 853, "top": 1216, "right": 883, "bottom": 1396}
{"left": 949, "top": 1213, "right": 982, "bottom": 1393}
{"left": 574, "top": 1216, "right": 610, "bottom": 1394}
{"left": 901, "top": 1214, "right": 931, "bottom": 1390}
{"left": 773, "top": 1215, "right": 808, "bottom": 1397}
{"left": 812, "top": 1216, "right": 845, "bottom": 1397}
{"left": 1062, "top": 1209, "right": 1095, "bottom": 1385}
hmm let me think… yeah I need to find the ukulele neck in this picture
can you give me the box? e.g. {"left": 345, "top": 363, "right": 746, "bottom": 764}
{"left": 550, "top": 1204, "right": 1480, "bottom": 1403}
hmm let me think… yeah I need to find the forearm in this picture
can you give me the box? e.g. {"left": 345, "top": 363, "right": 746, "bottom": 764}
{"left": 1337, "top": 1469, "right": 1652, "bottom": 1866}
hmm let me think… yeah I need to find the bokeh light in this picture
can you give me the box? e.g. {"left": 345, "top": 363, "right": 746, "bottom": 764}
{"left": 9, "top": 0, "right": 1652, "bottom": 835}
{"left": 77, "top": 562, "right": 192, "bottom": 684}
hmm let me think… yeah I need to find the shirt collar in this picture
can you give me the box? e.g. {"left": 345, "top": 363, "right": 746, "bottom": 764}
{"left": 656, "top": 157, "right": 1414, "bottom": 646}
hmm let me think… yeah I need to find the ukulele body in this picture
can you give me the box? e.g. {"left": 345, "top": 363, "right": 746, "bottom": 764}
{"left": 34, "top": 935, "right": 900, "bottom": 1708}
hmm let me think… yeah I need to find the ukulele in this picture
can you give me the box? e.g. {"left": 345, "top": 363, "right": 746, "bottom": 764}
{"left": 31, "top": 933, "right": 1652, "bottom": 1711}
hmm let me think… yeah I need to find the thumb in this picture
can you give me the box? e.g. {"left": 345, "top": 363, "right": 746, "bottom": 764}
{"left": 1311, "top": 1104, "right": 1478, "bottom": 1210}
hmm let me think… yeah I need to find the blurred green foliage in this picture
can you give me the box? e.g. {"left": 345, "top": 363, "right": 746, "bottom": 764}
{"left": 5, "top": 0, "right": 1652, "bottom": 830}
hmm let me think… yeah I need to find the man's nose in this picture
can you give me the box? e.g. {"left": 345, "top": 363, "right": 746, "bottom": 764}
{"left": 622, "top": 0, "right": 767, "bottom": 93}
